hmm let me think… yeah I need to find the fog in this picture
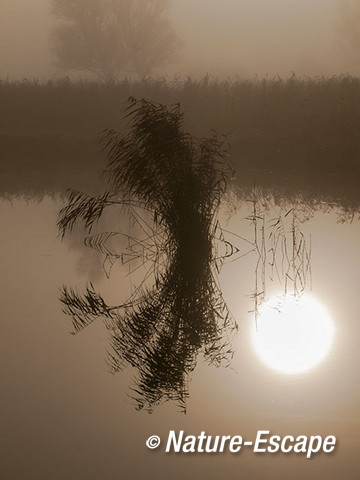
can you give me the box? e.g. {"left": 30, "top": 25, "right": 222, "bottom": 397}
{"left": 2, "top": 2, "right": 360, "bottom": 479}
{"left": 0, "top": 0, "right": 358, "bottom": 81}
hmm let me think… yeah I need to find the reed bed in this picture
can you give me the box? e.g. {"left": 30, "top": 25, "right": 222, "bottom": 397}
{"left": 2, "top": 75, "right": 360, "bottom": 209}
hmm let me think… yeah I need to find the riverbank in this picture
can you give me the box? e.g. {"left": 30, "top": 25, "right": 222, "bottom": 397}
{"left": 1, "top": 76, "right": 360, "bottom": 208}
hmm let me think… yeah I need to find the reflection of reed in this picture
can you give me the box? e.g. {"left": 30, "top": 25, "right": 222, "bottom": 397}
{"left": 247, "top": 187, "right": 312, "bottom": 324}
{"left": 58, "top": 98, "right": 237, "bottom": 412}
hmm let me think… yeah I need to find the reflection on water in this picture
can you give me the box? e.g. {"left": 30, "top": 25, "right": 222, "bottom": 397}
{"left": 58, "top": 99, "right": 239, "bottom": 413}
{"left": 1, "top": 194, "right": 360, "bottom": 479}
{"left": 252, "top": 293, "right": 335, "bottom": 374}
{"left": 55, "top": 99, "right": 324, "bottom": 413}
{"left": 59, "top": 185, "right": 317, "bottom": 413}
{"left": 237, "top": 189, "right": 312, "bottom": 323}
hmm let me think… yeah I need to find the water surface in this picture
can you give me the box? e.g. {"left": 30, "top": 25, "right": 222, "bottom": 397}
{"left": 1, "top": 195, "right": 359, "bottom": 479}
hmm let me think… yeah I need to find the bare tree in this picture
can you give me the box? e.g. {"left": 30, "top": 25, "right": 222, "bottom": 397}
{"left": 51, "top": 0, "right": 181, "bottom": 81}
{"left": 337, "top": 0, "right": 360, "bottom": 59}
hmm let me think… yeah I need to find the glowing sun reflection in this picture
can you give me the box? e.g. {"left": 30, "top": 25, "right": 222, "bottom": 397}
{"left": 251, "top": 294, "right": 335, "bottom": 374}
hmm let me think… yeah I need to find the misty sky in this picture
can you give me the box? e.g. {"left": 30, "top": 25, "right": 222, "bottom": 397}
{"left": 0, "top": 0, "right": 358, "bottom": 80}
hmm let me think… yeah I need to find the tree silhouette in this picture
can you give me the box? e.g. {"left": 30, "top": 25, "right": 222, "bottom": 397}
{"left": 58, "top": 98, "right": 238, "bottom": 412}
{"left": 51, "top": 0, "right": 181, "bottom": 81}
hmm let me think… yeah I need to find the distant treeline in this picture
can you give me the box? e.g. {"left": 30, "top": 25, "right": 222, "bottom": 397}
{"left": 1, "top": 76, "right": 360, "bottom": 208}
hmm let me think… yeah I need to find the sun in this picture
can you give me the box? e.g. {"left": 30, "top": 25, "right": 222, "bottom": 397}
{"left": 251, "top": 294, "right": 335, "bottom": 374}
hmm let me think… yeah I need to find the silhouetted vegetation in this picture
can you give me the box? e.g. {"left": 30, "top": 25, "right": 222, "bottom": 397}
{"left": 58, "top": 99, "right": 237, "bottom": 412}
{"left": 2, "top": 75, "right": 360, "bottom": 209}
{"left": 51, "top": 0, "right": 180, "bottom": 81}
{"left": 244, "top": 190, "right": 312, "bottom": 324}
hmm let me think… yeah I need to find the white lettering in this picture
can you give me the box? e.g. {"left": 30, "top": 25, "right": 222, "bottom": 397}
{"left": 268, "top": 435, "right": 280, "bottom": 453}
{"left": 254, "top": 430, "right": 269, "bottom": 453}
{"left": 306, "top": 436, "right": 322, "bottom": 459}
{"left": 166, "top": 430, "right": 184, "bottom": 453}
{"left": 281, "top": 435, "right": 294, "bottom": 453}
{"left": 323, "top": 436, "right": 336, "bottom": 454}
{"left": 183, "top": 435, "right": 196, "bottom": 453}
{"left": 294, "top": 435, "right": 307, "bottom": 453}
{"left": 229, "top": 436, "right": 243, "bottom": 453}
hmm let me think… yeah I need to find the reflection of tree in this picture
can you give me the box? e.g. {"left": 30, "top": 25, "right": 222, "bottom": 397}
{"left": 58, "top": 98, "right": 238, "bottom": 412}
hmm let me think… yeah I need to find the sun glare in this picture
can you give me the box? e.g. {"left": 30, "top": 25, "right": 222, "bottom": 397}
{"left": 251, "top": 294, "right": 335, "bottom": 374}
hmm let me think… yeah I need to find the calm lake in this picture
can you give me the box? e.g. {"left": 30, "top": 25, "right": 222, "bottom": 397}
{"left": 1, "top": 195, "right": 359, "bottom": 479}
